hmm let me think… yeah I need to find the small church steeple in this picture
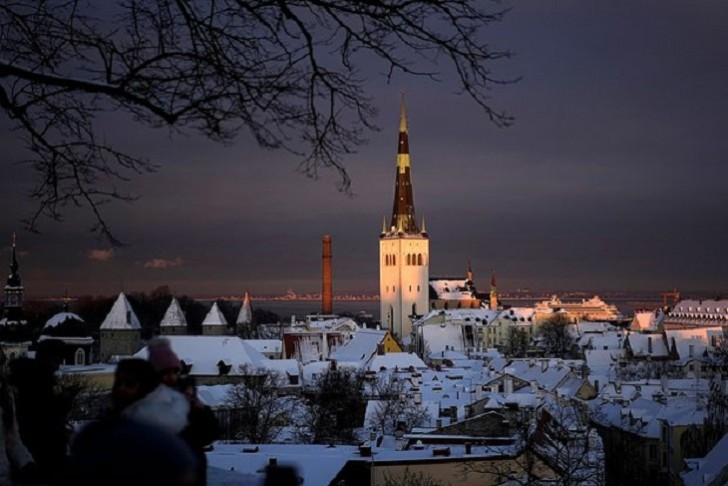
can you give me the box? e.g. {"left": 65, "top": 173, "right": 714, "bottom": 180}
{"left": 3, "top": 233, "right": 25, "bottom": 324}
{"left": 489, "top": 269, "right": 499, "bottom": 310}
{"left": 390, "top": 93, "right": 419, "bottom": 234}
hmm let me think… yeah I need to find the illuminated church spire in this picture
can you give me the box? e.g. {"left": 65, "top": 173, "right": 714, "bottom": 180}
{"left": 380, "top": 95, "right": 429, "bottom": 339}
{"left": 390, "top": 93, "right": 419, "bottom": 234}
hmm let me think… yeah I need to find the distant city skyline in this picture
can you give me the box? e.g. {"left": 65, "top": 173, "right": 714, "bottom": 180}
{"left": 2, "top": 1, "right": 728, "bottom": 298}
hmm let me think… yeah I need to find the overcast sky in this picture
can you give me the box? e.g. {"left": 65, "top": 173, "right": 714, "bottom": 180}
{"left": 2, "top": 1, "right": 728, "bottom": 298}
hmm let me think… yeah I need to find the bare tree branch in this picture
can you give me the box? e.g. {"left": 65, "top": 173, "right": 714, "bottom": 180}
{"left": 0, "top": 0, "right": 515, "bottom": 243}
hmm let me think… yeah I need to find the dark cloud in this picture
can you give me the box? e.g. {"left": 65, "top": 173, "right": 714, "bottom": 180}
{"left": 3, "top": 1, "right": 728, "bottom": 298}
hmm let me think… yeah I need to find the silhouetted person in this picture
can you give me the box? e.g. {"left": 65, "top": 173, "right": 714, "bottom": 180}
{"left": 111, "top": 358, "right": 189, "bottom": 435}
{"left": 69, "top": 417, "right": 198, "bottom": 486}
{"left": 0, "top": 349, "right": 35, "bottom": 483}
{"left": 9, "top": 339, "right": 70, "bottom": 482}
{"left": 178, "top": 376, "right": 219, "bottom": 486}
{"left": 147, "top": 338, "right": 219, "bottom": 485}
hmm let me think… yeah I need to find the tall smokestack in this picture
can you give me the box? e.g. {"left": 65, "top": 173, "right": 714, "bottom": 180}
{"left": 322, "top": 235, "right": 333, "bottom": 314}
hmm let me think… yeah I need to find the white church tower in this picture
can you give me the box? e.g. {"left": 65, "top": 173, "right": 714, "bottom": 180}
{"left": 379, "top": 95, "right": 429, "bottom": 340}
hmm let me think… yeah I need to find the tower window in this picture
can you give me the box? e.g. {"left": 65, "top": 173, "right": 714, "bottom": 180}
{"left": 418, "top": 254, "right": 423, "bottom": 265}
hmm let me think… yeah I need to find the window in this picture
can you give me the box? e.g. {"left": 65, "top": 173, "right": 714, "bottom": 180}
{"left": 649, "top": 444, "right": 657, "bottom": 460}
{"left": 417, "top": 254, "right": 423, "bottom": 265}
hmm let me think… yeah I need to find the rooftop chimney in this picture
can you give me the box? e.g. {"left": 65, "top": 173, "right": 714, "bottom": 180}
{"left": 322, "top": 235, "right": 333, "bottom": 314}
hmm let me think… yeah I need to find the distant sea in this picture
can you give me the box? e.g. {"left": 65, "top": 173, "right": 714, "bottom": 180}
{"left": 254, "top": 298, "right": 664, "bottom": 322}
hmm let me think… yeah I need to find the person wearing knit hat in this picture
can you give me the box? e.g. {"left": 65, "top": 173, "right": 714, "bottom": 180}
{"left": 147, "top": 338, "right": 181, "bottom": 387}
{"left": 146, "top": 338, "right": 219, "bottom": 485}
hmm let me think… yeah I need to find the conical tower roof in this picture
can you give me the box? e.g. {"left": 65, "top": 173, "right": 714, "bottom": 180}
{"left": 160, "top": 297, "right": 188, "bottom": 328}
{"left": 100, "top": 292, "right": 141, "bottom": 330}
{"left": 236, "top": 292, "right": 253, "bottom": 325}
{"left": 202, "top": 302, "right": 227, "bottom": 326}
{"left": 389, "top": 93, "right": 420, "bottom": 234}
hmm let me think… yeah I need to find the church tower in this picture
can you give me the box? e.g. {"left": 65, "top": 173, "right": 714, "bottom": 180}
{"left": 379, "top": 95, "right": 429, "bottom": 340}
{"left": 2, "top": 233, "right": 26, "bottom": 325}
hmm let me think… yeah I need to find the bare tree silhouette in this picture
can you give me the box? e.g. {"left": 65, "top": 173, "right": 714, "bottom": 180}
{"left": 0, "top": 1, "right": 514, "bottom": 243}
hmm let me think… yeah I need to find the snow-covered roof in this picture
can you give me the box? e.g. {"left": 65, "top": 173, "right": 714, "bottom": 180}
{"left": 429, "top": 279, "right": 475, "bottom": 300}
{"left": 134, "top": 336, "right": 267, "bottom": 376}
{"left": 592, "top": 397, "right": 663, "bottom": 438}
{"left": 305, "top": 317, "right": 358, "bottom": 331}
{"left": 584, "top": 349, "right": 620, "bottom": 376}
{"left": 631, "top": 309, "right": 665, "bottom": 332}
{"left": 422, "top": 324, "right": 464, "bottom": 356}
{"left": 419, "top": 308, "right": 499, "bottom": 325}
{"left": 243, "top": 339, "right": 282, "bottom": 355}
{"left": 100, "top": 293, "right": 142, "bottom": 330}
{"left": 159, "top": 298, "right": 187, "bottom": 328}
{"left": 500, "top": 360, "right": 572, "bottom": 392}
{"left": 202, "top": 302, "right": 228, "bottom": 326}
{"left": 329, "top": 328, "right": 386, "bottom": 365}
{"left": 196, "top": 384, "right": 234, "bottom": 408}
{"left": 263, "top": 359, "right": 300, "bottom": 379}
{"left": 207, "top": 443, "right": 360, "bottom": 486}
{"left": 681, "top": 431, "right": 728, "bottom": 486}
{"left": 367, "top": 353, "right": 427, "bottom": 371}
{"left": 625, "top": 333, "right": 668, "bottom": 357}
{"left": 671, "top": 299, "right": 728, "bottom": 316}
{"left": 496, "top": 307, "right": 535, "bottom": 323}
{"left": 584, "top": 332, "right": 625, "bottom": 351}
{"left": 44, "top": 311, "right": 84, "bottom": 329}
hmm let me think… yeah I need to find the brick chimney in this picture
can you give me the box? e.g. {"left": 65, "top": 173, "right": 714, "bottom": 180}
{"left": 322, "top": 235, "right": 333, "bottom": 314}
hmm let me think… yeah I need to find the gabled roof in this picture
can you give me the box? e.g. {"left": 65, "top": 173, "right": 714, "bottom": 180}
{"left": 367, "top": 352, "right": 427, "bottom": 371}
{"left": 625, "top": 333, "right": 668, "bottom": 357}
{"left": 160, "top": 297, "right": 187, "bottom": 328}
{"left": 202, "top": 302, "right": 227, "bottom": 326}
{"left": 100, "top": 293, "right": 141, "bottom": 330}
{"left": 329, "top": 328, "right": 387, "bottom": 365}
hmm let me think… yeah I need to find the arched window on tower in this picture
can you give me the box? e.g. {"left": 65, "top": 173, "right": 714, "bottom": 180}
{"left": 392, "top": 255, "right": 396, "bottom": 265}
{"left": 417, "top": 254, "right": 423, "bottom": 266}
{"left": 406, "top": 254, "right": 411, "bottom": 266}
